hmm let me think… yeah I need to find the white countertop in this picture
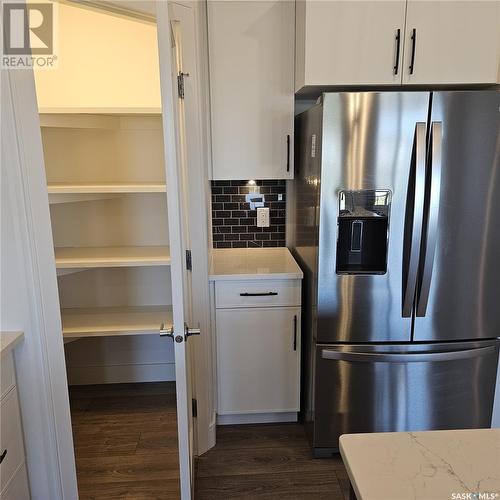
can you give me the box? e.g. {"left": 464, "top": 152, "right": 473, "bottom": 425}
{"left": 209, "top": 248, "right": 303, "bottom": 281}
{"left": 0, "top": 331, "right": 24, "bottom": 357}
{"left": 340, "top": 429, "right": 500, "bottom": 500}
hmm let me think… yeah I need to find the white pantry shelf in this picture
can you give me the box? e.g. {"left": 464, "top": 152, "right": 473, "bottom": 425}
{"left": 55, "top": 245, "right": 171, "bottom": 269}
{"left": 39, "top": 107, "right": 162, "bottom": 115}
{"left": 47, "top": 182, "right": 167, "bottom": 194}
{"left": 61, "top": 305, "right": 172, "bottom": 338}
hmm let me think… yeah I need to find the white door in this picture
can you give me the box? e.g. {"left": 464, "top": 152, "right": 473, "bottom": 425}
{"left": 156, "top": 2, "right": 198, "bottom": 498}
{"left": 296, "top": 1, "right": 407, "bottom": 88}
{"left": 403, "top": 1, "right": 499, "bottom": 84}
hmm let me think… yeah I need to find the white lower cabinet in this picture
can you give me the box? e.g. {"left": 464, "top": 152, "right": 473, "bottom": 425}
{"left": 216, "top": 305, "right": 301, "bottom": 419}
{"left": 0, "top": 350, "right": 30, "bottom": 500}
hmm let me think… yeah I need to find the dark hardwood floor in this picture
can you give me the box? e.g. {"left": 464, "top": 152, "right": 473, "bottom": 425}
{"left": 69, "top": 382, "right": 181, "bottom": 500}
{"left": 70, "top": 383, "right": 349, "bottom": 499}
{"left": 196, "top": 424, "right": 349, "bottom": 500}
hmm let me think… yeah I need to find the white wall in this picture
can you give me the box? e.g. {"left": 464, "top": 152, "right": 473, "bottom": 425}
{"left": 34, "top": 1, "right": 161, "bottom": 111}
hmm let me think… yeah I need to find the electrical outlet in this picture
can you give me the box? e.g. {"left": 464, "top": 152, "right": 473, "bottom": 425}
{"left": 257, "top": 207, "right": 270, "bottom": 227}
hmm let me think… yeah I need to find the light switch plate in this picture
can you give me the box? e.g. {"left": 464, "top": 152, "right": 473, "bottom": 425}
{"left": 257, "top": 207, "right": 270, "bottom": 227}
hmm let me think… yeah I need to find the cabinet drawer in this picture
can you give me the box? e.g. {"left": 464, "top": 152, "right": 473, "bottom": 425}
{"left": 0, "top": 390, "right": 25, "bottom": 492}
{"left": 0, "top": 354, "right": 15, "bottom": 400}
{"left": 215, "top": 280, "right": 301, "bottom": 309}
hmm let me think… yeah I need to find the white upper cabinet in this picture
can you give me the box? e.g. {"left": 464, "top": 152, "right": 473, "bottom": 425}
{"left": 208, "top": 1, "right": 295, "bottom": 180}
{"left": 295, "top": 0, "right": 500, "bottom": 90}
{"left": 295, "top": 1, "right": 407, "bottom": 89}
{"left": 403, "top": 1, "right": 499, "bottom": 85}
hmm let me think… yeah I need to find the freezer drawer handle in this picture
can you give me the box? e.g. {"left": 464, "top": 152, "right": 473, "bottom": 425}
{"left": 239, "top": 292, "right": 278, "bottom": 297}
{"left": 321, "top": 346, "right": 496, "bottom": 363}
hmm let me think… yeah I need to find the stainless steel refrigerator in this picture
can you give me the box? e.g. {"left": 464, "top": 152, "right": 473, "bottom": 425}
{"left": 290, "top": 91, "right": 500, "bottom": 456}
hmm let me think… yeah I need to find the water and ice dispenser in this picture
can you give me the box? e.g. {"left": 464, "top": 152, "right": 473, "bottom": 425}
{"left": 336, "top": 190, "right": 391, "bottom": 275}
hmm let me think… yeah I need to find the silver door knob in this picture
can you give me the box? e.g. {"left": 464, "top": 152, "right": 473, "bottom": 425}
{"left": 160, "top": 323, "right": 174, "bottom": 339}
{"left": 185, "top": 326, "right": 201, "bottom": 339}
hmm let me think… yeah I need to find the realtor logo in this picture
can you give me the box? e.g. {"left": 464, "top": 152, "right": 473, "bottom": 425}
{"left": 2, "top": 2, "right": 57, "bottom": 68}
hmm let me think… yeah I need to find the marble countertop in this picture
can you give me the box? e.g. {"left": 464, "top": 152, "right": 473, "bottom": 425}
{"left": 0, "top": 331, "right": 24, "bottom": 357}
{"left": 209, "top": 248, "right": 303, "bottom": 281}
{"left": 340, "top": 429, "right": 500, "bottom": 500}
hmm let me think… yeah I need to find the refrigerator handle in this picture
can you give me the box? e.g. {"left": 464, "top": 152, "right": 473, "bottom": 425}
{"left": 402, "top": 122, "right": 426, "bottom": 317}
{"left": 321, "top": 346, "right": 495, "bottom": 363}
{"left": 416, "top": 122, "right": 443, "bottom": 317}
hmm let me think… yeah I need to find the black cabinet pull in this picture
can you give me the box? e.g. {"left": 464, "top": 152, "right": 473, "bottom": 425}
{"left": 293, "top": 315, "right": 297, "bottom": 351}
{"left": 240, "top": 292, "right": 278, "bottom": 297}
{"left": 286, "top": 134, "right": 290, "bottom": 172}
{"left": 0, "top": 449, "right": 7, "bottom": 464}
{"left": 409, "top": 28, "right": 417, "bottom": 74}
{"left": 393, "top": 28, "right": 401, "bottom": 75}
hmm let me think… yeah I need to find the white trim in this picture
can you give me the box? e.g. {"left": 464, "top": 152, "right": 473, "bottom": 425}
{"left": 217, "top": 412, "right": 298, "bottom": 426}
{"left": 2, "top": 69, "right": 78, "bottom": 498}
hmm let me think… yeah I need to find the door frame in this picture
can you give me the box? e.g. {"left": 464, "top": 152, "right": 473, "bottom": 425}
{"left": 2, "top": 1, "right": 215, "bottom": 498}
{"left": 2, "top": 68, "right": 79, "bottom": 499}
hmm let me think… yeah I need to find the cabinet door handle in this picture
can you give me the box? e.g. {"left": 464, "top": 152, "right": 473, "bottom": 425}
{"left": 0, "top": 449, "right": 7, "bottom": 464}
{"left": 286, "top": 134, "right": 291, "bottom": 172}
{"left": 393, "top": 28, "right": 401, "bottom": 75}
{"left": 293, "top": 314, "right": 297, "bottom": 351}
{"left": 239, "top": 292, "right": 278, "bottom": 297}
{"left": 409, "top": 28, "right": 417, "bottom": 74}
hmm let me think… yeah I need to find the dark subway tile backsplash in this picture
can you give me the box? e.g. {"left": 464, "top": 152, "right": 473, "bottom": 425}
{"left": 211, "top": 180, "right": 286, "bottom": 248}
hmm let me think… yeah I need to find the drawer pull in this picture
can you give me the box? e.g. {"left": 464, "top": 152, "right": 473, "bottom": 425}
{"left": 0, "top": 449, "right": 7, "bottom": 464}
{"left": 239, "top": 292, "right": 278, "bottom": 297}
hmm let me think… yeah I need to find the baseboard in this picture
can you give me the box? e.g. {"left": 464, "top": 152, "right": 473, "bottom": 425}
{"left": 217, "top": 412, "right": 298, "bottom": 425}
{"left": 208, "top": 412, "right": 217, "bottom": 449}
{"left": 67, "top": 362, "right": 176, "bottom": 385}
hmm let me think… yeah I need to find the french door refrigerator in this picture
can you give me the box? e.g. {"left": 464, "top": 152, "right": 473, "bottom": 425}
{"left": 290, "top": 91, "right": 500, "bottom": 456}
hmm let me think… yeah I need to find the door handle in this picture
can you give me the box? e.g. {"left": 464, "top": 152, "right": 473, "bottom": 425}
{"left": 321, "top": 346, "right": 496, "bottom": 363}
{"left": 416, "top": 122, "right": 442, "bottom": 317}
{"left": 402, "top": 122, "right": 426, "bottom": 317}
{"left": 393, "top": 28, "right": 401, "bottom": 75}
{"left": 239, "top": 292, "right": 278, "bottom": 297}
{"left": 160, "top": 323, "right": 174, "bottom": 340}
{"left": 185, "top": 323, "right": 201, "bottom": 340}
{"left": 409, "top": 28, "right": 417, "bottom": 74}
{"left": 286, "top": 134, "right": 291, "bottom": 173}
{"left": 293, "top": 314, "right": 297, "bottom": 351}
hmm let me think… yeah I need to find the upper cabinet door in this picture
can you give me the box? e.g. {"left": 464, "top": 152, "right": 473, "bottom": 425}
{"left": 208, "top": 1, "right": 294, "bottom": 180}
{"left": 403, "top": 1, "right": 499, "bottom": 85}
{"left": 295, "top": 1, "right": 407, "bottom": 90}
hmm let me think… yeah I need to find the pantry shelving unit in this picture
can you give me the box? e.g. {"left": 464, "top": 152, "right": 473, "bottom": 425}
{"left": 39, "top": 110, "right": 173, "bottom": 341}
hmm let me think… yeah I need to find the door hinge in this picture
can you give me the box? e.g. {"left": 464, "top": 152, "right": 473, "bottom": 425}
{"left": 192, "top": 398, "right": 197, "bottom": 418}
{"left": 186, "top": 249, "right": 192, "bottom": 271}
{"left": 177, "top": 72, "right": 189, "bottom": 99}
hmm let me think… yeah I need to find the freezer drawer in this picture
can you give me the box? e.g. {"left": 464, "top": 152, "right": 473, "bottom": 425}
{"left": 313, "top": 341, "right": 499, "bottom": 452}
